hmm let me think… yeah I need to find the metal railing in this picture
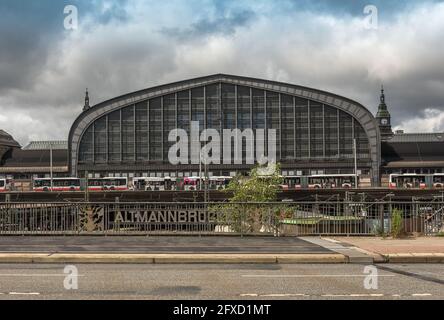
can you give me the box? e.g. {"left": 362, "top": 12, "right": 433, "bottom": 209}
{"left": 0, "top": 201, "right": 443, "bottom": 236}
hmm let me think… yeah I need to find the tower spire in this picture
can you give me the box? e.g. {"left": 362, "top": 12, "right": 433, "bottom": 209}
{"left": 83, "top": 88, "right": 90, "bottom": 111}
{"left": 380, "top": 85, "right": 385, "bottom": 104}
{"left": 376, "top": 84, "right": 393, "bottom": 140}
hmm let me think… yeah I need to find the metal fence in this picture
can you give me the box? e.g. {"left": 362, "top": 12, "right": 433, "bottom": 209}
{"left": 0, "top": 201, "right": 443, "bottom": 236}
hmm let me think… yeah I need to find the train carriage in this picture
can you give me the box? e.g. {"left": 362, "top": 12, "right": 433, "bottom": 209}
{"left": 307, "top": 174, "right": 358, "bottom": 189}
{"left": 33, "top": 178, "right": 81, "bottom": 192}
{"left": 0, "top": 179, "right": 6, "bottom": 192}
{"left": 208, "top": 176, "right": 233, "bottom": 190}
{"left": 432, "top": 174, "right": 444, "bottom": 189}
{"left": 389, "top": 174, "right": 428, "bottom": 189}
{"left": 132, "top": 177, "right": 176, "bottom": 191}
{"left": 88, "top": 177, "right": 128, "bottom": 191}
{"left": 281, "top": 176, "right": 303, "bottom": 190}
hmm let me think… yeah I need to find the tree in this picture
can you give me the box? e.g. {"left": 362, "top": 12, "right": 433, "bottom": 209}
{"left": 226, "top": 163, "right": 283, "bottom": 203}
{"left": 212, "top": 163, "right": 290, "bottom": 234}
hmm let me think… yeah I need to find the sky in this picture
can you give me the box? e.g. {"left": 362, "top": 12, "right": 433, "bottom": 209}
{"left": 0, "top": 0, "right": 444, "bottom": 145}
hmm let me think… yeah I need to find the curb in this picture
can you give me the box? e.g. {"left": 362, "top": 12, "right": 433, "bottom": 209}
{"left": 382, "top": 253, "right": 444, "bottom": 264}
{"left": 0, "top": 253, "right": 347, "bottom": 264}
{"left": 0, "top": 253, "right": 443, "bottom": 264}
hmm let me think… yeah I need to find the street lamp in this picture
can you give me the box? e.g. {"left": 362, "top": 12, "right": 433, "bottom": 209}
{"left": 200, "top": 146, "right": 209, "bottom": 203}
{"left": 199, "top": 149, "right": 204, "bottom": 192}
{"left": 353, "top": 138, "right": 358, "bottom": 189}
{"left": 49, "top": 142, "right": 53, "bottom": 191}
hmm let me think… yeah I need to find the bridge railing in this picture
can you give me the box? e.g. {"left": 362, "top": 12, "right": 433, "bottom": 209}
{"left": 0, "top": 201, "right": 442, "bottom": 236}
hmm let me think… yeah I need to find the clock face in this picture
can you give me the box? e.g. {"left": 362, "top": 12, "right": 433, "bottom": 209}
{"left": 381, "top": 118, "right": 388, "bottom": 125}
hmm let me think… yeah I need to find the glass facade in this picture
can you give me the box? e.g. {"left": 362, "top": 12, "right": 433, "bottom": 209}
{"left": 78, "top": 82, "right": 371, "bottom": 170}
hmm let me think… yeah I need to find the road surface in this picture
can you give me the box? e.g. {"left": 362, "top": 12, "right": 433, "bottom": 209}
{"left": 0, "top": 264, "right": 442, "bottom": 300}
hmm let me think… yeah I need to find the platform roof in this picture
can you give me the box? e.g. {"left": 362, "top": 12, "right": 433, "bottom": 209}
{"left": 0, "top": 130, "right": 21, "bottom": 148}
{"left": 0, "top": 148, "right": 68, "bottom": 168}
{"left": 23, "top": 141, "right": 68, "bottom": 151}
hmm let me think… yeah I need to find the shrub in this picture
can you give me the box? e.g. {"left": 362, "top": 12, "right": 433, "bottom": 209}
{"left": 391, "top": 209, "right": 404, "bottom": 238}
{"left": 212, "top": 163, "right": 287, "bottom": 234}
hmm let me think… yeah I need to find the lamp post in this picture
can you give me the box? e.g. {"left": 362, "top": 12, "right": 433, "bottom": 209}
{"left": 353, "top": 138, "right": 358, "bottom": 189}
{"left": 200, "top": 146, "right": 209, "bottom": 203}
{"left": 204, "top": 154, "right": 209, "bottom": 203}
{"left": 199, "top": 149, "right": 203, "bottom": 191}
{"left": 49, "top": 142, "right": 53, "bottom": 191}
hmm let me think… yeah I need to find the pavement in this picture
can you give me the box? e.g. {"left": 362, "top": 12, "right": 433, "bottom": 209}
{"left": 0, "top": 236, "right": 331, "bottom": 254}
{"left": 0, "top": 263, "right": 443, "bottom": 300}
{"left": 0, "top": 236, "right": 441, "bottom": 264}
{"left": 332, "top": 237, "right": 444, "bottom": 263}
{"left": 0, "top": 236, "right": 345, "bottom": 264}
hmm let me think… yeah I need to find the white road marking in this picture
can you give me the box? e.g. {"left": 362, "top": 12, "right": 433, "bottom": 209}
{"left": 322, "top": 294, "right": 384, "bottom": 297}
{"left": 241, "top": 293, "right": 433, "bottom": 298}
{"left": 9, "top": 292, "right": 40, "bottom": 295}
{"left": 350, "top": 294, "right": 385, "bottom": 297}
{"left": 242, "top": 274, "right": 395, "bottom": 278}
{"left": 0, "top": 274, "right": 84, "bottom": 277}
{"left": 261, "top": 294, "right": 309, "bottom": 297}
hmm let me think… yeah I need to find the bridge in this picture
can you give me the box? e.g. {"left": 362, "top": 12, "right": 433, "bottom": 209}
{"left": 2, "top": 189, "right": 444, "bottom": 203}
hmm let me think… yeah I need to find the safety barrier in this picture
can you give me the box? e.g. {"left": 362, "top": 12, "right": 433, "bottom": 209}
{"left": 0, "top": 201, "right": 442, "bottom": 236}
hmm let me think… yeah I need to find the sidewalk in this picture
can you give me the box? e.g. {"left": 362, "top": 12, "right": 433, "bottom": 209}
{"left": 0, "top": 236, "right": 346, "bottom": 264}
{"left": 0, "top": 236, "right": 442, "bottom": 264}
{"left": 331, "top": 237, "right": 444, "bottom": 263}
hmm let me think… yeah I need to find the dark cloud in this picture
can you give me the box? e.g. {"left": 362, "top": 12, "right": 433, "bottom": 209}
{"left": 0, "top": 0, "right": 444, "bottom": 145}
{"left": 285, "top": 0, "right": 444, "bottom": 17}
{"left": 0, "top": 0, "right": 129, "bottom": 92}
{"left": 160, "top": 9, "right": 255, "bottom": 40}
{"left": 0, "top": 1, "right": 65, "bottom": 91}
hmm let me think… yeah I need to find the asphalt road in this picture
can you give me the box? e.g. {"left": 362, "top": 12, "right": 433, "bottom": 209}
{"left": 0, "top": 236, "right": 331, "bottom": 254}
{"left": 0, "top": 264, "right": 442, "bottom": 300}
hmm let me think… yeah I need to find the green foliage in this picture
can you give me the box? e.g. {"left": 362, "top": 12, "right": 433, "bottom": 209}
{"left": 211, "top": 163, "right": 292, "bottom": 234}
{"left": 225, "top": 163, "right": 283, "bottom": 203}
{"left": 391, "top": 208, "right": 404, "bottom": 238}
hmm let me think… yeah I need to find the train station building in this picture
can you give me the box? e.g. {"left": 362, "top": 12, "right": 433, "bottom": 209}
{"left": 2, "top": 74, "right": 444, "bottom": 188}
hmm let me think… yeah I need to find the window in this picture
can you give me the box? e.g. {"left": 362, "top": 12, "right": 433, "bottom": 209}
{"left": 108, "top": 110, "right": 121, "bottom": 162}
{"left": 177, "top": 90, "right": 190, "bottom": 132}
{"left": 79, "top": 126, "right": 93, "bottom": 163}
{"left": 163, "top": 94, "right": 176, "bottom": 161}
{"left": 149, "top": 98, "right": 162, "bottom": 161}
{"left": 266, "top": 91, "right": 280, "bottom": 160}
{"left": 295, "top": 98, "right": 309, "bottom": 159}
{"left": 122, "top": 106, "right": 135, "bottom": 162}
{"left": 281, "top": 94, "right": 294, "bottom": 160}
{"left": 310, "top": 103, "right": 323, "bottom": 159}
{"left": 339, "top": 112, "right": 353, "bottom": 158}
{"left": 94, "top": 117, "right": 107, "bottom": 163}
{"left": 324, "top": 106, "right": 339, "bottom": 158}
{"left": 135, "top": 101, "right": 149, "bottom": 161}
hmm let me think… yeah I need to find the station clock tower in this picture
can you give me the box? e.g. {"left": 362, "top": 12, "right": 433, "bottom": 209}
{"left": 376, "top": 85, "right": 393, "bottom": 140}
